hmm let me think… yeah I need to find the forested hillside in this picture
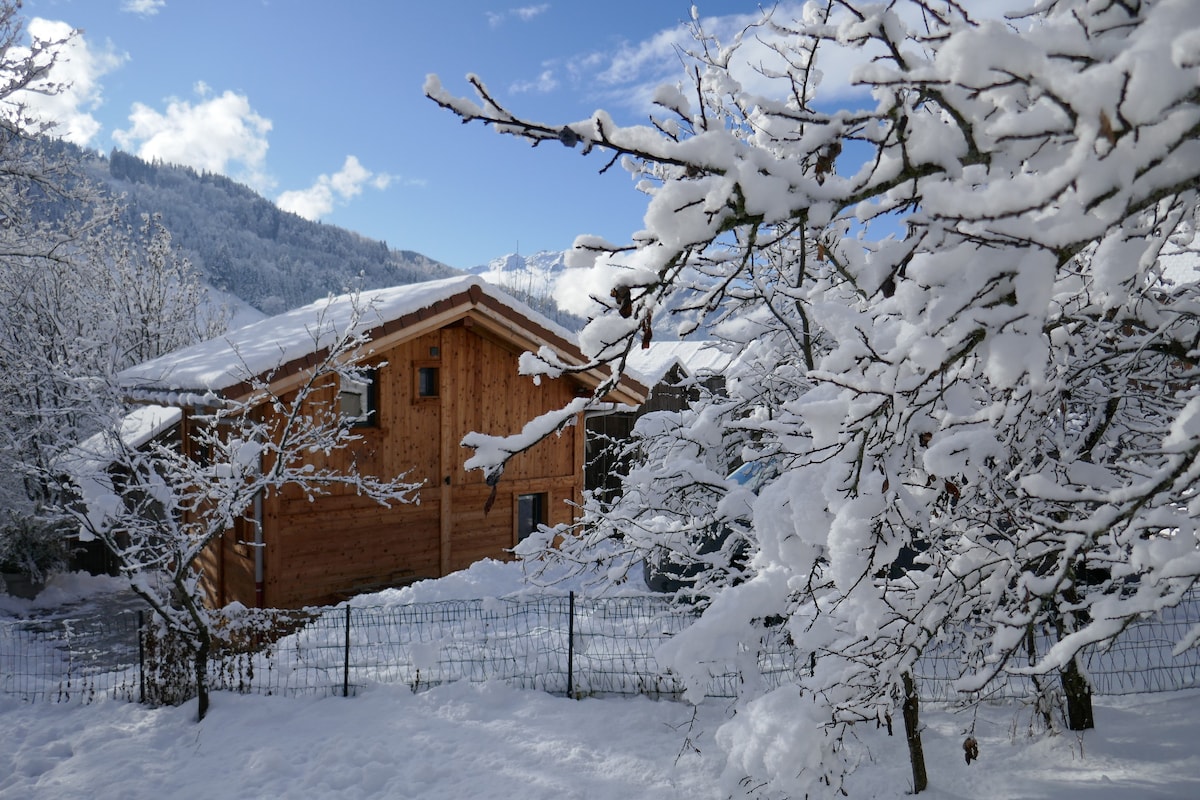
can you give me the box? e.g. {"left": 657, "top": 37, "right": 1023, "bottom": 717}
{"left": 83, "top": 146, "right": 459, "bottom": 315}
{"left": 44, "top": 142, "right": 580, "bottom": 327}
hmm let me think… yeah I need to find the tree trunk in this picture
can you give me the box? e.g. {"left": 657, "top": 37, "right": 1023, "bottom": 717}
{"left": 901, "top": 672, "right": 928, "bottom": 793}
{"left": 1049, "top": 586, "right": 1095, "bottom": 732}
{"left": 193, "top": 629, "right": 210, "bottom": 721}
{"left": 176, "top": 581, "right": 212, "bottom": 722}
{"left": 190, "top": 627, "right": 207, "bottom": 721}
{"left": 1060, "top": 657, "right": 1094, "bottom": 731}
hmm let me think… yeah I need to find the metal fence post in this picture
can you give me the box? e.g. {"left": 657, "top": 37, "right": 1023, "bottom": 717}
{"left": 138, "top": 610, "right": 145, "bottom": 704}
{"left": 567, "top": 591, "right": 575, "bottom": 699}
{"left": 343, "top": 605, "right": 352, "bottom": 697}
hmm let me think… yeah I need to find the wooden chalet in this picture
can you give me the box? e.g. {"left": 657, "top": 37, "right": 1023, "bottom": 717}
{"left": 117, "top": 276, "right": 646, "bottom": 609}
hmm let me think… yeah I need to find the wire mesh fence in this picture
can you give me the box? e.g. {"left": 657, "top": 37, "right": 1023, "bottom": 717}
{"left": 1, "top": 609, "right": 141, "bottom": 703}
{"left": 914, "top": 597, "right": 1200, "bottom": 702}
{"left": 205, "top": 595, "right": 757, "bottom": 699}
{"left": 3, "top": 589, "right": 1198, "bottom": 707}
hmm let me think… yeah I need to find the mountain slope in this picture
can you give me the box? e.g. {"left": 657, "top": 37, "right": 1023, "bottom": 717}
{"left": 38, "top": 142, "right": 583, "bottom": 329}
{"left": 469, "top": 249, "right": 722, "bottom": 340}
{"left": 79, "top": 146, "right": 461, "bottom": 316}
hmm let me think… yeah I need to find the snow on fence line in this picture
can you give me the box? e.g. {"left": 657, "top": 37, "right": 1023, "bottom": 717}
{"left": 2, "top": 591, "right": 1198, "bottom": 706}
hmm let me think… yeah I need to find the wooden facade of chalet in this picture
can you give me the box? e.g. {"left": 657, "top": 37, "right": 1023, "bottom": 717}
{"left": 120, "top": 278, "right": 646, "bottom": 609}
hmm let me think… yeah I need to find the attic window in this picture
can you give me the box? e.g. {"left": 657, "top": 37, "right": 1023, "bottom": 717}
{"left": 340, "top": 368, "right": 378, "bottom": 426}
{"left": 417, "top": 366, "right": 439, "bottom": 398}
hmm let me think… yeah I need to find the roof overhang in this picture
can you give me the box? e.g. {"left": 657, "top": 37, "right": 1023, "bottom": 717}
{"left": 124, "top": 281, "right": 648, "bottom": 410}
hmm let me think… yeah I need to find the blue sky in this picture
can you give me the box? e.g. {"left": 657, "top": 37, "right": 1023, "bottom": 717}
{"left": 18, "top": 1, "right": 870, "bottom": 270}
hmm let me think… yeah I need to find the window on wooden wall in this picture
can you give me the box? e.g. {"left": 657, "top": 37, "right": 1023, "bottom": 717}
{"left": 339, "top": 367, "right": 378, "bottom": 426}
{"left": 517, "top": 493, "right": 547, "bottom": 541}
{"left": 415, "top": 363, "right": 440, "bottom": 399}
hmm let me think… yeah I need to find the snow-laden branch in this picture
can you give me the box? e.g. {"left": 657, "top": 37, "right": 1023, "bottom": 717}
{"left": 430, "top": 1, "right": 1200, "bottom": 793}
{"left": 462, "top": 397, "right": 591, "bottom": 484}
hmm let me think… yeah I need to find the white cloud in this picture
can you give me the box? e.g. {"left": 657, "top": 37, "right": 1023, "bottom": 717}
{"left": 573, "top": 5, "right": 929, "bottom": 112}
{"left": 8, "top": 19, "right": 126, "bottom": 147}
{"left": 113, "top": 86, "right": 273, "bottom": 189}
{"left": 121, "top": 0, "right": 166, "bottom": 16}
{"left": 578, "top": 9, "right": 822, "bottom": 110}
{"left": 276, "top": 156, "right": 397, "bottom": 221}
{"left": 510, "top": 69, "right": 558, "bottom": 94}
{"left": 596, "top": 25, "right": 690, "bottom": 88}
{"left": 514, "top": 4, "right": 550, "bottom": 21}
{"left": 487, "top": 4, "right": 549, "bottom": 28}
{"left": 576, "top": 1, "right": 1007, "bottom": 111}
{"left": 328, "top": 155, "right": 370, "bottom": 199}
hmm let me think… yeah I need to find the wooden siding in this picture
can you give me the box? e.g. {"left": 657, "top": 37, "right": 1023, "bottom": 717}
{"left": 265, "top": 495, "right": 442, "bottom": 608}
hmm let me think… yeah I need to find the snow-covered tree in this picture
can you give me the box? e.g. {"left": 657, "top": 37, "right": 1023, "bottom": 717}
{"left": 1, "top": 213, "right": 227, "bottom": 488}
{"left": 99, "top": 213, "right": 230, "bottom": 367}
{"left": 430, "top": 0, "right": 1200, "bottom": 793}
{"left": 1, "top": 214, "right": 219, "bottom": 582}
{"left": 0, "top": 6, "right": 154, "bottom": 579}
{"left": 58, "top": 295, "right": 421, "bottom": 721}
{"left": 0, "top": 0, "right": 231, "bottom": 584}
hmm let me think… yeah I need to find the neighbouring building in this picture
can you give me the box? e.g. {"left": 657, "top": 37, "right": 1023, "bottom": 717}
{"left": 585, "top": 340, "right": 732, "bottom": 502}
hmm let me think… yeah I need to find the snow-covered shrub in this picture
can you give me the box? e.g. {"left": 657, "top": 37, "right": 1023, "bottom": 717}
{"left": 0, "top": 511, "right": 71, "bottom": 586}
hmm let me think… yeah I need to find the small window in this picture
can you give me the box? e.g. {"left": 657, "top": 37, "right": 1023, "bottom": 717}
{"left": 417, "top": 366, "right": 439, "bottom": 398}
{"left": 517, "top": 493, "right": 547, "bottom": 542}
{"left": 339, "top": 368, "right": 378, "bottom": 426}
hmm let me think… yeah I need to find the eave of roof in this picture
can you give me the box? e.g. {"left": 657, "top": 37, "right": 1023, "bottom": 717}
{"left": 119, "top": 276, "right": 648, "bottom": 409}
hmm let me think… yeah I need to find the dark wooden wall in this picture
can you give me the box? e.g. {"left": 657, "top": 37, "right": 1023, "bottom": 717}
{"left": 585, "top": 365, "right": 724, "bottom": 503}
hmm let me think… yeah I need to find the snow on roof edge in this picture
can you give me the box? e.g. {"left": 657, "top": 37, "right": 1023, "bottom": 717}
{"left": 624, "top": 340, "right": 735, "bottom": 385}
{"left": 58, "top": 404, "right": 182, "bottom": 476}
{"left": 117, "top": 276, "right": 587, "bottom": 399}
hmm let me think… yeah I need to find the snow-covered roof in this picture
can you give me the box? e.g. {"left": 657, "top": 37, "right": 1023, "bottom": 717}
{"left": 58, "top": 404, "right": 181, "bottom": 477}
{"left": 624, "top": 341, "right": 734, "bottom": 386}
{"left": 118, "top": 275, "right": 646, "bottom": 406}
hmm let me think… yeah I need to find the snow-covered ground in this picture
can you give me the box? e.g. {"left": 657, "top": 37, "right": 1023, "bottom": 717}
{"left": 2, "top": 567, "right": 1200, "bottom": 799}
{"left": 2, "top": 677, "right": 1198, "bottom": 799}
